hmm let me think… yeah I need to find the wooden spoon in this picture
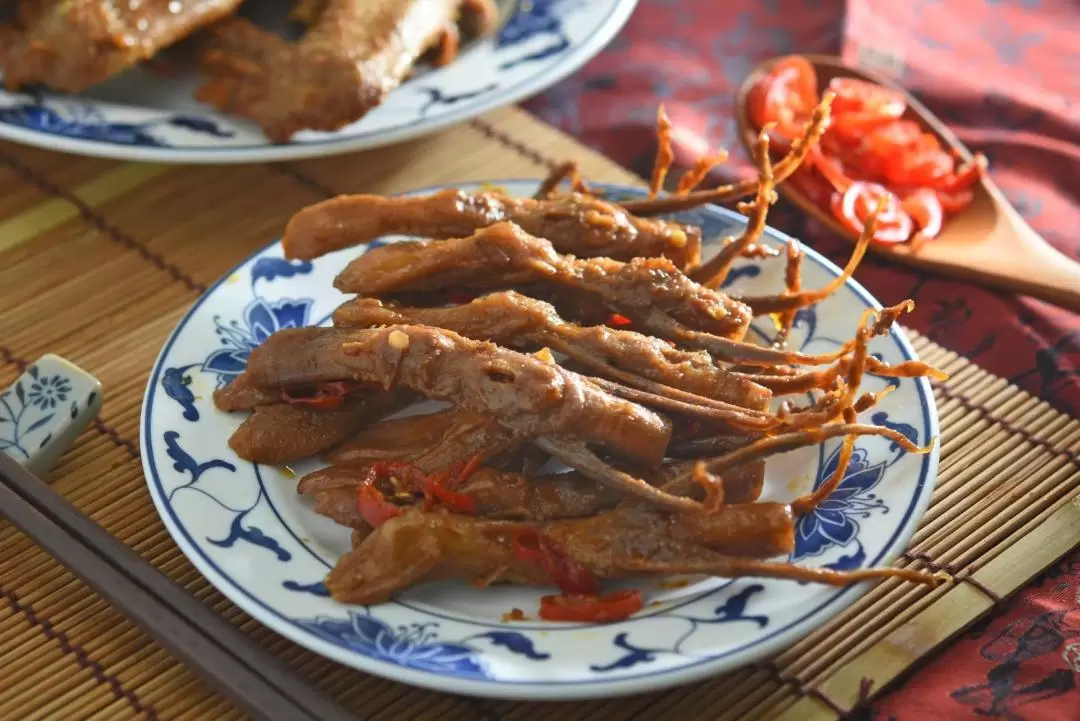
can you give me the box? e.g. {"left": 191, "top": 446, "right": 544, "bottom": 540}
{"left": 734, "top": 54, "right": 1080, "bottom": 313}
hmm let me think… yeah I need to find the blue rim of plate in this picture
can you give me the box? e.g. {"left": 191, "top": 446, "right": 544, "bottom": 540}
{"left": 140, "top": 181, "right": 939, "bottom": 699}
{"left": 0, "top": 0, "right": 638, "bottom": 163}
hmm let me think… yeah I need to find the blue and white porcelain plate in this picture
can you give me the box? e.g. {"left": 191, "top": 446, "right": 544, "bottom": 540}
{"left": 0, "top": 0, "right": 636, "bottom": 163}
{"left": 140, "top": 180, "right": 939, "bottom": 700}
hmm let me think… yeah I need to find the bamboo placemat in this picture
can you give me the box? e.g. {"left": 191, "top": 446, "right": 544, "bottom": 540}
{"left": 0, "top": 107, "right": 1078, "bottom": 721}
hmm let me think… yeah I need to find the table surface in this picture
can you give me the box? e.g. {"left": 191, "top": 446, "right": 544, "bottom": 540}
{"left": 526, "top": 0, "right": 1080, "bottom": 718}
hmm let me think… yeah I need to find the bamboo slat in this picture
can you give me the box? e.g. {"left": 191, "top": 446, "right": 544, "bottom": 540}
{"left": 0, "top": 107, "right": 1076, "bottom": 721}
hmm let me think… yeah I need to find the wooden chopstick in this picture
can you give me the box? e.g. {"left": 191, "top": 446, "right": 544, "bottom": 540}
{"left": 0, "top": 454, "right": 358, "bottom": 721}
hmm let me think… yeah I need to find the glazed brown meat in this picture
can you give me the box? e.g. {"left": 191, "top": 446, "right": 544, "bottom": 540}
{"left": 226, "top": 391, "right": 411, "bottom": 465}
{"left": 227, "top": 324, "right": 673, "bottom": 466}
{"left": 333, "top": 292, "right": 772, "bottom": 411}
{"left": 213, "top": 374, "right": 283, "bottom": 411}
{"left": 205, "top": 93, "right": 950, "bottom": 613}
{"left": 197, "top": 0, "right": 493, "bottom": 142}
{"left": 333, "top": 222, "right": 751, "bottom": 341}
{"left": 298, "top": 465, "right": 624, "bottom": 530}
{"left": 1, "top": 0, "right": 245, "bottom": 92}
{"left": 283, "top": 189, "right": 702, "bottom": 268}
{"left": 329, "top": 408, "right": 524, "bottom": 471}
{"left": 324, "top": 505, "right": 823, "bottom": 604}
{"left": 228, "top": 326, "right": 364, "bottom": 390}
{"left": 337, "top": 325, "right": 674, "bottom": 466}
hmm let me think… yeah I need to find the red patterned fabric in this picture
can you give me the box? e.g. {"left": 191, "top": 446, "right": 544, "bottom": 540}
{"left": 527, "top": 0, "right": 1080, "bottom": 717}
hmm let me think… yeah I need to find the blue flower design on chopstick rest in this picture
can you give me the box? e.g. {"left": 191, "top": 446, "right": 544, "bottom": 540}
{"left": 0, "top": 99, "right": 233, "bottom": 147}
{"left": 296, "top": 612, "right": 495, "bottom": 680}
{"left": 0, "top": 365, "right": 73, "bottom": 459}
{"left": 2, "top": 356, "right": 102, "bottom": 477}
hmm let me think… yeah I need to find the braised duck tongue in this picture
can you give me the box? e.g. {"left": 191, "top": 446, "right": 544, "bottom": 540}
{"left": 329, "top": 407, "right": 524, "bottom": 471}
{"left": 298, "top": 465, "right": 624, "bottom": 530}
{"left": 333, "top": 292, "right": 772, "bottom": 411}
{"left": 333, "top": 222, "right": 750, "bottom": 341}
{"left": 337, "top": 325, "right": 673, "bottom": 466}
{"left": 225, "top": 390, "right": 412, "bottom": 465}
{"left": 283, "top": 188, "right": 701, "bottom": 268}
{"left": 325, "top": 504, "right": 928, "bottom": 605}
{"left": 197, "top": 0, "right": 481, "bottom": 142}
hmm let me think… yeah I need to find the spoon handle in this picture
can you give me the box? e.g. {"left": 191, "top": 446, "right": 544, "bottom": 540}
{"left": 986, "top": 184, "right": 1080, "bottom": 314}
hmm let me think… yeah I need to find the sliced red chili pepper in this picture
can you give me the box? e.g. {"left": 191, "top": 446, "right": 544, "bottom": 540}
{"left": 423, "top": 467, "right": 478, "bottom": 514}
{"left": 902, "top": 188, "right": 944, "bottom": 242}
{"left": 884, "top": 147, "right": 954, "bottom": 187}
{"left": 748, "top": 56, "right": 819, "bottom": 139}
{"left": 281, "top": 380, "right": 367, "bottom": 410}
{"left": 934, "top": 153, "right": 987, "bottom": 193}
{"left": 368, "top": 460, "right": 430, "bottom": 491}
{"left": 607, "top": 313, "right": 633, "bottom": 327}
{"left": 830, "top": 182, "right": 914, "bottom": 245}
{"left": 808, "top": 144, "right": 853, "bottom": 193}
{"left": 864, "top": 120, "right": 922, "bottom": 161}
{"left": 827, "top": 77, "right": 906, "bottom": 118}
{"left": 936, "top": 188, "right": 975, "bottom": 213}
{"left": 829, "top": 111, "right": 897, "bottom": 143}
{"left": 538, "top": 590, "right": 644, "bottom": 623}
{"left": 356, "top": 483, "right": 405, "bottom": 527}
{"left": 511, "top": 528, "right": 601, "bottom": 596}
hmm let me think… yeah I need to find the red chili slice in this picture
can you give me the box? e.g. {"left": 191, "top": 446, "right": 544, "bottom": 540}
{"left": 830, "top": 182, "right": 914, "bottom": 245}
{"left": 936, "top": 188, "right": 975, "bottom": 213}
{"left": 808, "top": 144, "right": 853, "bottom": 193}
{"left": 423, "top": 463, "right": 478, "bottom": 515}
{"left": 538, "top": 590, "right": 644, "bottom": 623}
{"left": 884, "top": 147, "right": 954, "bottom": 187}
{"left": 356, "top": 483, "right": 405, "bottom": 527}
{"left": 281, "top": 380, "right": 368, "bottom": 410}
{"left": 902, "top": 188, "right": 944, "bottom": 242}
{"left": 748, "top": 56, "right": 819, "bottom": 139}
{"left": 935, "top": 153, "right": 987, "bottom": 193}
{"left": 607, "top": 313, "right": 633, "bottom": 327}
{"left": 864, "top": 120, "right": 923, "bottom": 161}
{"left": 827, "top": 77, "right": 906, "bottom": 118}
{"left": 511, "top": 528, "right": 601, "bottom": 596}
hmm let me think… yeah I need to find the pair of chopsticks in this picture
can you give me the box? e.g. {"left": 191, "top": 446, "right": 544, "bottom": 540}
{"left": 0, "top": 453, "right": 358, "bottom": 721}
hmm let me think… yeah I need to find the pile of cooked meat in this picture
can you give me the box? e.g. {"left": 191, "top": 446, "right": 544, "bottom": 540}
{"left": 214, "top": 97, "right": 947, "bottom": 622}
{"left": 0, "top": 0, "right": 498, "bottom": 142}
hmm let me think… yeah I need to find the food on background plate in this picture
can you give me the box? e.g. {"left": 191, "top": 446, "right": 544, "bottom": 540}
{"left": 197, "top": 0, "right": 498, "bottom": 142}
{"left": 0, "top": 0, "right": 497, "bottom": 142}
{"left": 0, "top": 0, "right": 247, "bottom": 92}
{"left": 747, "top": 55, "right": 987, "bottom": 247}
{"left": 214, "top": 97, "right": 948, "bottom": 622}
